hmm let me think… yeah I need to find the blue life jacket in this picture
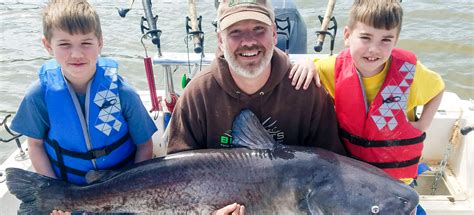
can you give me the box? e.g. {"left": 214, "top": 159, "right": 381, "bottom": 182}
{"left": 39, "top": 58, "right": 136, "bottom": 185}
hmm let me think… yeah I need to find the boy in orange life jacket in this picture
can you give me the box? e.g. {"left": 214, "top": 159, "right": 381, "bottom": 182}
{"left": 290, "top": 0, "right": 444, "bottom": 185}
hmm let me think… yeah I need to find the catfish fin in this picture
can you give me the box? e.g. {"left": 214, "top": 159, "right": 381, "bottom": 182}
{"left": 231, "top": 109, "right": 276, "bottom": 150}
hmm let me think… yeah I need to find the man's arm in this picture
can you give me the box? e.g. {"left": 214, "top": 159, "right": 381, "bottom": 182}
{"left": 27, "top": 137, "right": 57, "bottom": 178}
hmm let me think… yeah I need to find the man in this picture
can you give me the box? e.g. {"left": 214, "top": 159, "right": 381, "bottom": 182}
{"left": 167, "top": 0, "right": 345, "bottom": 213}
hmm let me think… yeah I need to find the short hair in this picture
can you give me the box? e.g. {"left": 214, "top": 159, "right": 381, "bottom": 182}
{"left": 347, "top": 0, "right": 403, "bottom": 35}
{"left": 42, "top": 0, "right": 102, "bottom": 41}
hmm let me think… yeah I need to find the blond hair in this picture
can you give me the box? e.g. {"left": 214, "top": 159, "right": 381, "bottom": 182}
{"left": 43, "top": 0, "right": 102, "bottom": 41}
{"left": 347, "top": 0, "right": 403, "bottom": 35}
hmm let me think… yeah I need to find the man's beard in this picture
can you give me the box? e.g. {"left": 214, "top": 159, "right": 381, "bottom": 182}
{"left": 222, "top": 38, "right": 273, "bottom": 78}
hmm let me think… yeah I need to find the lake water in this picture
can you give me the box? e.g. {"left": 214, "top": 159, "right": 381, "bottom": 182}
{"left": 1, "top": 0, "right": 473, "bottom": 162}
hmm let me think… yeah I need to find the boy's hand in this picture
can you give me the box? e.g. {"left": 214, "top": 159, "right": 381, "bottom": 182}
{"left": 50, "top": 210, "right": 71, "bottom": 215}
{"left": 409, "top": 121, "right": 425, "bottom": 132}
{"left": 289, "top": 58, "right": 321, "bottom": 90}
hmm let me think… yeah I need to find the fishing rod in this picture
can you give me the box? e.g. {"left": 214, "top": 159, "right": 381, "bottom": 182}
{"left": 140, "top": 0, "right": 163, "bottom": 57}
{"left": 117, "top": 0, "right": 164, "bottom": 56}
{"left": 139, "top": 0, "right": 165, "bottom": 115}
{"left": 117, "top": 0, "right": 163, "bottom": 114}
{"left": 140, "top": 0, "right": 177, "bottom": 125}
{"left": 117, "top": 0, "right": 179, "bottom": 129}
{"left": 314, "top": 0, "right": 337, "bottom": 55}
{"left": 183, "top": 0, "right": 205, "bottom": 89}
{"left": 186, "top": 0, "right": 204, "bottom": 54}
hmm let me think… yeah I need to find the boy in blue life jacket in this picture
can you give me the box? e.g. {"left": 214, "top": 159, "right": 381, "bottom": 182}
{"left": 290, "top": 0, "right": 444, "bottom": 214}
{"left": 11, "top": 0, "right": 156, "bottom": 187}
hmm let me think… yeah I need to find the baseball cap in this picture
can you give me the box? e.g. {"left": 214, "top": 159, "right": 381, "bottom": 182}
{"left": 217, "top": 0, "right": 275, "bottom": 32}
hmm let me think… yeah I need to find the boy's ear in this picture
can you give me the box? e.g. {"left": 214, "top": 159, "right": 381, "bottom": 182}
{"left": 98, "top": 37, "right": 104, "bottom": 53}
{"left": 42, "top": 37, "right": 54, "bottom": 55}
{"left": 343, "top": 26, "right": 351, "bottom": 47}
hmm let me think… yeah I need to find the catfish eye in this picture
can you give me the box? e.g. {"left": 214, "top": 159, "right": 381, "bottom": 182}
{"left": 371, "top": 205, "right": 380, "bottom": 214}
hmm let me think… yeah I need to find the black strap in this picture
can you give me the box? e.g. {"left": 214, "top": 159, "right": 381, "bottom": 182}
{"left": 46, "top": 133, "right": 131, "bottom": 160}
{"left": 352, "top": 155, "right": 421, "bottom": 169}
{"left": 45, "top": 133, "right": 133, "bottom": 179}
{"left": 48, "top": 148, "right": 136, "bottom": 177}
{"left": 47, "top": 139, "right": 69, "bottom": 181}
{"left": 340, "top": 128, "right": 426, "bottom": 147}
{"left": 49, "top": 158, "right": 88, "bottom": 177}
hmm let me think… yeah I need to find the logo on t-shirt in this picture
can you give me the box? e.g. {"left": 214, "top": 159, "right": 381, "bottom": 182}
{"left": 219, "top": 130, "right": 233, "bottom": 147}
{"left": 262, "top": 117, "right": 284, "bottom": 143}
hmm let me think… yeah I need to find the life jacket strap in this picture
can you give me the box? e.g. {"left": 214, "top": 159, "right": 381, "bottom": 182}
{"left": 46, "top": 139, "right": 69, "bottom": 181}
{"left": 46, "top": 133, "right": 131, "bottom": 160}
{"left": 339, "top": 128, "right": 426, "bottom": 147}
{"left": 48, "top": 148, "right": 136, "bottom": 177}
{"left": 351, "top": 154, "right": 421, "bottom": 169}
{"left": 45, "top": 133, "right": 134, "bottom": 180}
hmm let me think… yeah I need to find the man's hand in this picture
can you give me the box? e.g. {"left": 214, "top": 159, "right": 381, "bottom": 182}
{"left": 212, "top": 203, "right": 245, "bottom": 215}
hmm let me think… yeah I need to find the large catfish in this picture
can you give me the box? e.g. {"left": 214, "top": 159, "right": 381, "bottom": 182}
{"left": 6, "top": 110, "right": 419, "bottom": 214}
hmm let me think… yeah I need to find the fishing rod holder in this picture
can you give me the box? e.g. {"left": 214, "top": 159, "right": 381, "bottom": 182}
{"left": 314, "top": 15, "right": 337, "bottom": 55}
{"left": 0, "top": 114, "right": 27, "bottom": 161}
{"left": 185, "top": 15, "right": 205, "bottom": 54}
{"left": 141, "top": 19, "right": 163, "bottom": 54}
{"left": 140, "top": 0, "right": 163, "bottom": 57}
{"left": 275, "top": 17, "right": 291, "bottom": 54}
{"left": 141, "top": 29, "right": 162, "bottom": 55}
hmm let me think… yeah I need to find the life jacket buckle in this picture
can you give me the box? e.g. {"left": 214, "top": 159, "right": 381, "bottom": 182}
{"left": 91, "top": 148, "right": 108, "bottom": 158}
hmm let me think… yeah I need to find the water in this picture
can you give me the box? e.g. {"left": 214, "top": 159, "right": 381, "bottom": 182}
{"left": 1, "top": 0, "right": 473, "bottom": 163}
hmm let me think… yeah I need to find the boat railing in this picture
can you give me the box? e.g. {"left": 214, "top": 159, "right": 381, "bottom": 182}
{"left": 0, "top": 115, "right": 27, "bottom": 162}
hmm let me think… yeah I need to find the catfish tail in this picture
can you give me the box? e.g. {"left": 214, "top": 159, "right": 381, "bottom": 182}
{"left": 5, "top": 168, "right": 56, "bottom": 214}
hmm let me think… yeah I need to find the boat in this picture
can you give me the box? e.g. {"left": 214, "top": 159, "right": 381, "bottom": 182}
{"left": 1, "top": 0, "right": 473, "bottom": 214}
